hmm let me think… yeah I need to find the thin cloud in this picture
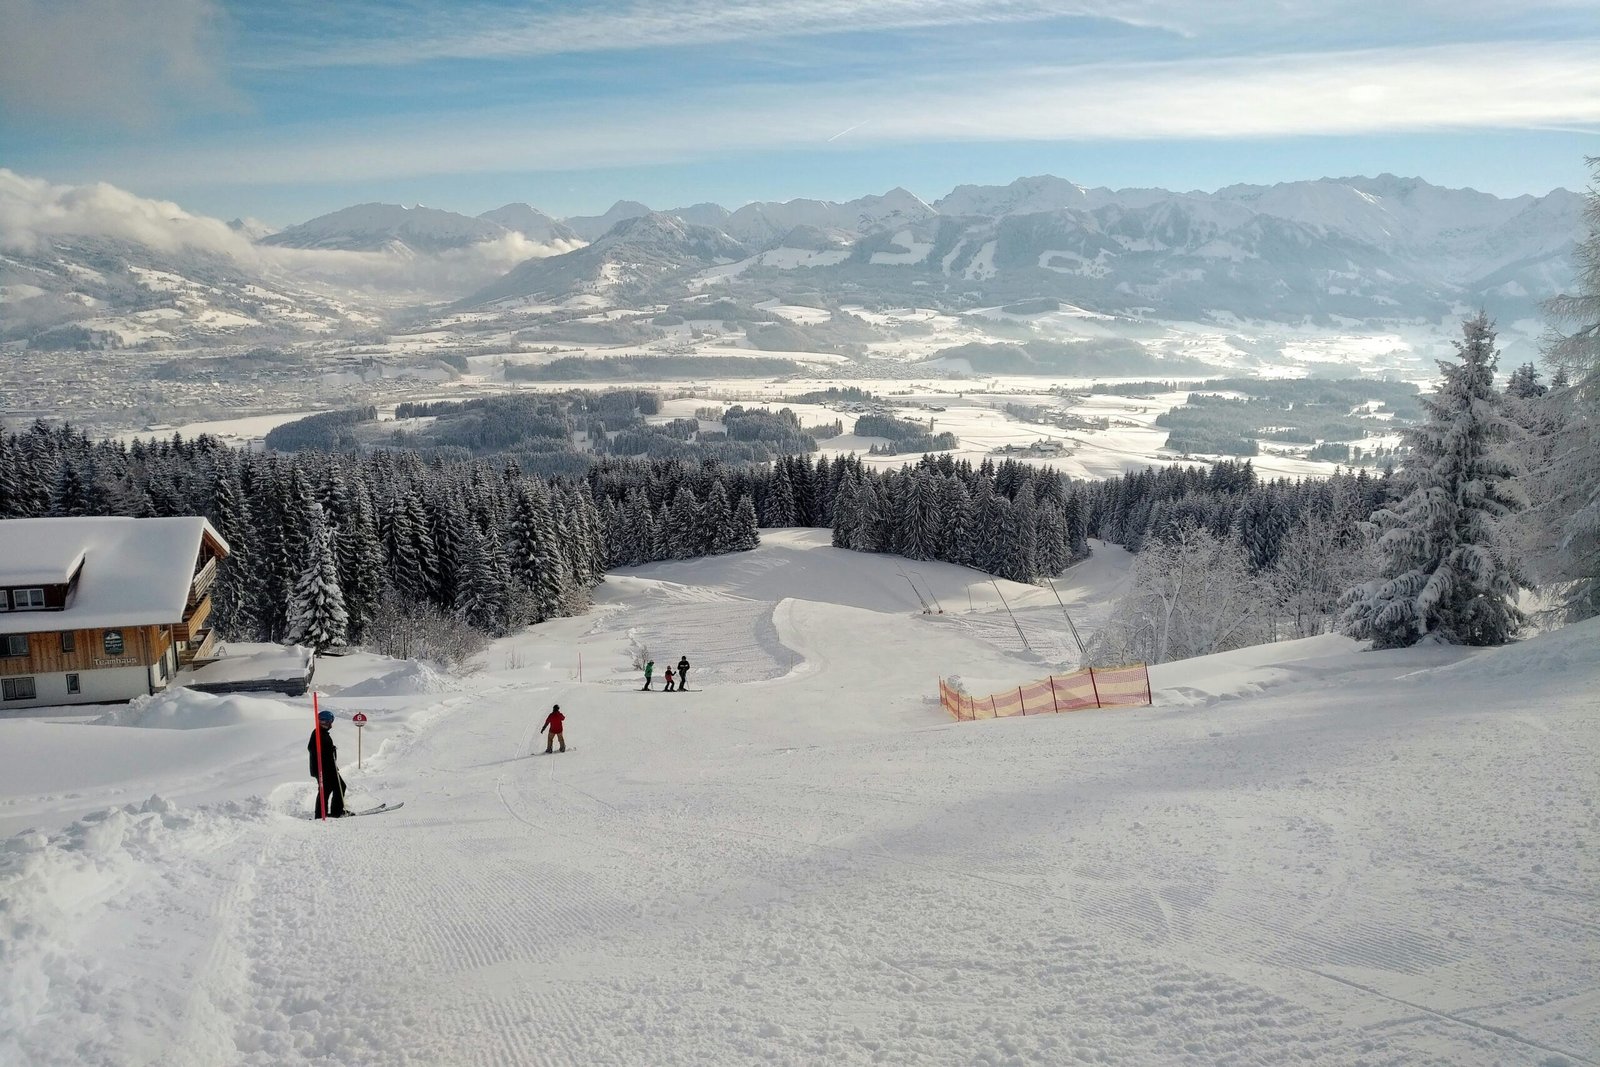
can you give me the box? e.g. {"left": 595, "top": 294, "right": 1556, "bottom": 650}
{"left": 259, "top": 0, "right": 1147, "bottom": 68}
{"left": 102, "top": 40, "right": 1600, "bottom": 188}
{"left": 252, "top": 0, "right": 1600, "bottom": 68}
{"left": 0, "top": 0, "right": 233, "bottom": 125}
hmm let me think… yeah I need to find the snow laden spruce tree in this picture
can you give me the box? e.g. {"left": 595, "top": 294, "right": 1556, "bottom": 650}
{"left": 1339, "top": 313, "right": 1530, "bottom": 648}
{"left": 1528, "top": 158, "right": 1600, "bottom": 621}
{"left": 287, "top": 501, "right": 350, "bottom": 652}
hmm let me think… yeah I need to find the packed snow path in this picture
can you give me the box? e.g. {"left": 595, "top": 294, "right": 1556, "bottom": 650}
{"left": 3, "top": 533, "right": 1596, "bottom": 1065}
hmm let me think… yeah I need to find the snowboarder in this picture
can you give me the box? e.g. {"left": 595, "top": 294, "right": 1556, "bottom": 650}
{"left": 676, "top": 655, "right": 691, "bottom": 691}
{"left": 641, "top": 660, "right": 654, "bottom": 691}
{"left": 308, "top": 709, "right": 346, "bottom": 818}
{"left": 662, "top": 667, "right": 675, "bottom": 692}
{"left": 541, "top": 703, "right": 566, "bottom": 753}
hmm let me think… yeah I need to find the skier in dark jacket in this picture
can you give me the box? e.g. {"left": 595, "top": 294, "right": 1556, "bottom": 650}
{"left": 676, "top": 655, "right": 690, "bottom": 691}
{"left": 541, "top": 704, "right": 566, "bottom": 753}
{"left": 308, "top": 709, "right": 346, "bottom": 818}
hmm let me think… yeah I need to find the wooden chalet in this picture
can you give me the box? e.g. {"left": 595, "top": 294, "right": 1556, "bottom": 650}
{"left": 0, "top": 517, "right": 230, "bottom": 709}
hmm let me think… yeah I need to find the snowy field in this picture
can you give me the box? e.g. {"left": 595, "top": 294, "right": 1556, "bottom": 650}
{"left": 93, "top": 305, "right": 1455, "bottom": 481}
{"left": 3, "top": 532, "right": 1596, "bottom": 1066}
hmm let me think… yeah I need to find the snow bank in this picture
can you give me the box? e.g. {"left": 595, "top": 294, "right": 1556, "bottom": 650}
{"left": 0, "top": 795, "right": 264, "bottom": 1060}
{"left": 337, "top": 659, "right": 454, "bottom": 697}
{"left": 1149, "top": 632, "right": 1363, "bottom": 706}
{"left": 1420, "top": 616, "right": 1600, "bottom": 685}
{"left": 90, "top": 688, "right": 300, "bottom": 729}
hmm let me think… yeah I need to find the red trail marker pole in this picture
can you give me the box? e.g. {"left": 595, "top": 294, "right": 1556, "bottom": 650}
{"left": 352, "top": 711, "right": 368, "bottom": 768}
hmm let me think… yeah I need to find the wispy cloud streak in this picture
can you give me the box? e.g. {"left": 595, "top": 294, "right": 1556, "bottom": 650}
{"left": 107, "top": 40, "right": 1600, "bottom": 187}
{"left": 251, "top": 0, "right": 1600, "bottom": 68}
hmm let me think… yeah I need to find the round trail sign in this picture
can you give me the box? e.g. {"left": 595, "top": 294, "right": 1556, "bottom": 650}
{"left": 352, "top": 713, "right": 368, "bottom": 726}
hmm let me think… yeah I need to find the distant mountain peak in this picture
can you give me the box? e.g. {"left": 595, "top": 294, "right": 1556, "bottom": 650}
{"left": 261, "top": 201, "right": 507, "bottom": 253}
{"left": 477, "top": 203, "right": 581, "bottom": 245}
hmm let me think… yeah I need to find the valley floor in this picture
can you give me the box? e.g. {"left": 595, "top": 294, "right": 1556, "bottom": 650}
{"left": 2, "top": 532, "right": 1596, "bottom": 1066}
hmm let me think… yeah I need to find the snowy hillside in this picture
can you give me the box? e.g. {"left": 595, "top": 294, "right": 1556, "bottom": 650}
{"left": 2, "top": 531, "right": 1594, "bottom": 1065}
{"left": 461, "top": 212, "right": 748, "bottom": 307}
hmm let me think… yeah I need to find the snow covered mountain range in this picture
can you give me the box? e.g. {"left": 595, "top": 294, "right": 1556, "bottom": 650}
{"left": 0, "top": 167, "right": 1582, "bottom": 350}
{"left": 456, "top": 174, "right": 1580, "bottom": 320}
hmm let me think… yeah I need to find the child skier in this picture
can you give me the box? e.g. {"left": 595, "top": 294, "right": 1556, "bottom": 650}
{"left": 641, "top": 660, "right": 654, "bottom": 691}
{"left": 541, "top": 704, "right": 566, "bottom": 753}
{"left": 676, "top": 655, "right": 691, "bottom": 692}
{"left": 308, "top": 709, "right": 346, "bottom": 818}
{"left": 663, "top": 667, "right": 675, "bottom": 692}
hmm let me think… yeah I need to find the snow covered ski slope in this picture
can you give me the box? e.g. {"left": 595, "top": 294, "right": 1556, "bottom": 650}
{"left": 2, "top": 531, "right": 1596, "bottom": 1065}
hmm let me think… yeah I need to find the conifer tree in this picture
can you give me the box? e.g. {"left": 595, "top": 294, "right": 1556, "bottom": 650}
{"left": 763, "top": 463, "right": 797, "bottom": 527}
{"left": 937, "top": 477, "right": 974, "bottom": 567}
{"left": 1505, "top": 362, "right": 1548, "bottom": 399}
{"left": 209, "top": 467, "right": 259, "bottom": 640}
{"left": 337, "top": 479, "right": 383, "bottom": 642}
{"left": 704, "top": 480, "right": 737, "bottom": 554}
{"left": 898, "top": 470, "right": 939, "bottom": 561}
{"left": 1528, "top": 159, "right": 1600, "bottom": 620}
{"left": 430, "top": 489, "right": 468, "bottom": 607}
{"left": 1339, "top": 313, "right": 1530, "bottom": 648}
{"left": 831, "top": 473, "right": 862, "bottom": 550}
{"left": 732, "top": 493, "right": 761, "bottom": 551}
{"left": 454, "top": 521, "right": 509, "bottom": 634}
{"left": 287, "top": 501, "right": 350, "bottom": 651}
{"left": 665, "top": 485, "right": 701, "bottom": 559}
{"left": 0, "top": 434, "right": 22, "bottom": 518}
{"left": 50, "top": 456, "right": 100, "bottom": 516}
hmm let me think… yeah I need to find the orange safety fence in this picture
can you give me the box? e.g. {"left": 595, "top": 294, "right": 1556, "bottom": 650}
{"left": 938, "top": 664, "right": 1151, "bottom": 721}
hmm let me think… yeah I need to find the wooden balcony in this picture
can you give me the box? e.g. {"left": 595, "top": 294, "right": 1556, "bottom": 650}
{"left": 178, "top": 627, "right": 218, "bottom": 668}
{"left": 189, "top": 557, "right": 217, "bottom": 606}
{"left": 175, "top": 593, "right": 213, "bottom": 643}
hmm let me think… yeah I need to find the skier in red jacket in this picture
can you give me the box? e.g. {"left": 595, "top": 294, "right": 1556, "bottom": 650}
{"left": 541, "top": 704, "right": 566, "bottom": 753}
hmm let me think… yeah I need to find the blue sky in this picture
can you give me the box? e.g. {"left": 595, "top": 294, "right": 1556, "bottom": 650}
{"left": 2, "top": 0, "right": 1598, "bottom": 225}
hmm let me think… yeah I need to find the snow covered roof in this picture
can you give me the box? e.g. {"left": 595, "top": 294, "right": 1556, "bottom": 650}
{"left": 0, "top": 545, "right": 88, "bottom": 587}
{"left": 0, "top": 517, "right": 229, "bottom": 635}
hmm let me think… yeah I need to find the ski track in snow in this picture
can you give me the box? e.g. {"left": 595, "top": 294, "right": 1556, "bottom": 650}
{"left": 2, "top": 534, "right": 1597, "bottom": 1065}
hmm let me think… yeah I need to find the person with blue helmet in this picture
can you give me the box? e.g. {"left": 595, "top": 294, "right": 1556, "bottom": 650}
{"left": 308, "top": 708, "right": 347, "bottom": 818}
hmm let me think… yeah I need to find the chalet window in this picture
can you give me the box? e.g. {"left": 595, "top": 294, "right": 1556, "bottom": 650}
{"left": 2, "top": 635, "right": 26, "bottom": 658}
{"left": 0, "top": 591, "right": 9, "bottom": 610}
{"left": 14, "top": 588, "right": 46, "bottom": 610}
{"left": 66, "top": 673, "right": 81, "bottom": 695}
{"left": 61, "top": 632, "right": 76, "bottom": 654}
{"left": 2, "top": 677, "right": 36, "bottom": 702}
{"left": 103, "top": 630, "right": 125, "bottom": 656}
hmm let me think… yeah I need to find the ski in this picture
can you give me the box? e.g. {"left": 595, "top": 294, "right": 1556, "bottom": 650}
{"left": 345, "top": 802, "right": 404, "bottom": 817}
